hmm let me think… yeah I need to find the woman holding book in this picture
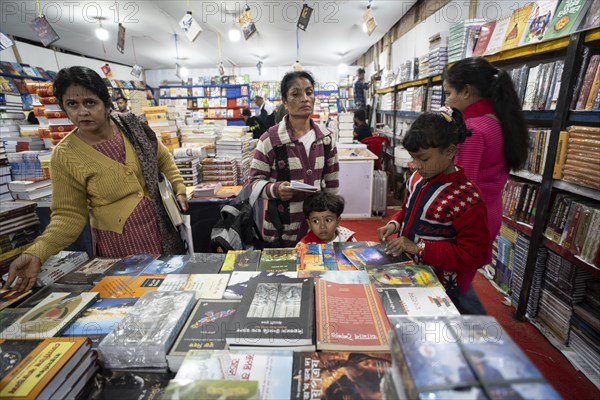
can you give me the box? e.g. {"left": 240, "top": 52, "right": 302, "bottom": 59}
{"left": 249, "top": 71, "right": 339, "bottom": 247}
{"left": 443, "top": 57, "right": 529, "bottom": 240}
{"left": 3, "top": 66, "right": 187, "bottom": 292}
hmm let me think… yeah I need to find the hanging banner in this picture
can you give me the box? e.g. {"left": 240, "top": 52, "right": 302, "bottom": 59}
{"left": 363, "top": 7, "right": 377, "bottom": 36}
{"left": 239, "top": 9, "right": 257, "bottom": 40}
{"left": 101, "top": 63, "right": 113, "bottom": 79}
{"left": 29, "top": 16, "right": 60, "bottom": 47}
{"left": 297, "top": 4, "right": 313, "bottom": 31}
{"left": 131, "top": 64, "right": 142, "bottom": 78}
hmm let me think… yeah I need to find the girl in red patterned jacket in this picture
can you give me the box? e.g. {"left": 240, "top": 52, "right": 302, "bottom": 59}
{"left": 377, "top": 108, "right": 492, "bottom": 314}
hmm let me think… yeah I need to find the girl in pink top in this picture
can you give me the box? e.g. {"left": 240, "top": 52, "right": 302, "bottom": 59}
{"left": 444, "top": 57, "right": 529, "bottom": 240}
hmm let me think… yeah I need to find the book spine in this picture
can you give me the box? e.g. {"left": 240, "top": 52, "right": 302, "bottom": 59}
{"left": 561, "top": 201, "right": 583, "bottom": 250}
{"left": 575, "top": 55, "right": 600, "bottom": 110}
{"left": 553, "top": 130, "right": 570, "bottom": 179}
{"left": 584, "top": 64, "right": 600, "bottom": 110}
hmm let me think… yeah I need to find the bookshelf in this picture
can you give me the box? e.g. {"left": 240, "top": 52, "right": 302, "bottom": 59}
{"left": 337, "top": 84, "right": 354, "bottom": 112}
{"left": 158, "top": 84, "right": 250, "bottom": 126}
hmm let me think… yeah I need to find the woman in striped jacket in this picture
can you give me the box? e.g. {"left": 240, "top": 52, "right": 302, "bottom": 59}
{"left": 249, "top": 71, "right": 339, "bottom": 247}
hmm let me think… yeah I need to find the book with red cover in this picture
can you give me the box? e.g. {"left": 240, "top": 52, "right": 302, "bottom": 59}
{"left": 472, "top": 20, "right": 496, "bottom": 56}
{"left": 315, "top": 279, "right": 391, "bottom": 351}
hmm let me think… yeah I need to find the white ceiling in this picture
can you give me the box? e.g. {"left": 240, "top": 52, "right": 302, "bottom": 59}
{"left": 1, "top": 0, "right": 417, "bottom": 70}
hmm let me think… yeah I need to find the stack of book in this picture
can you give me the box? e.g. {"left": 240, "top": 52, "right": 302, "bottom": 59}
{"left": 143, "top": 106, "right": 180, "bottom": 152}
{"left": 417, "top": 54, "right": 429, "bottom": 79}
{"left": 522, "top": 60, "right": 564, "bottom": 111}
{"left": 201, "top": 157, "right": 239, "bottom": 186}
{"left": 174, "top": 157, "right": 201, "bottom": 187}
{"left": 1, "top": 110, "right": 44, "bottom": 152}
{"left": 502, "top": 179, "right": 540, "bottom": 225}
{"left": 447, "top": 19, "right": 484, "bottom": 63}
{"left": 0, "top": 91, "right": 24, "bottom": 113}
{"left": 506, "top": 64, "right": 530, "bottom": 105}
{"left": 427, "top": 33, "right": 448, "bottom": 77}
{"left": 560, "top": 125, "right": 600, "bottom": 190}
{"left": 494, "top": 223, "right": 517, "bottom": 293}
{"left": 0, "top": 141, "right": 9, "bottom": 202}
{"left": 386, "top": 315, "right": 561, "bottom": 399}
{"left": 426, "top": 84, "right": 443, "bottom": 111}
{"left": 510, "top": 233, "right": 547, "bottom": 317}
{"left": 8, "top": 177, "right": 52, "bottom": 201}
{"left": 569, "top": 279, "right": 600, "bottom": 382}
{"left": 216, "top": 135, "right": 255, "bottom": 184}
{"left": 180, "top": 125, "right": 220, "bottom": 157}
{"left": 6, "top": 150, "right": 52, "bottom": 185}
{"left": 0, "top": 201, "right": 39, "bottom": 277}
{"left": 337, "top": 113, "right": 354, "bottom": 143}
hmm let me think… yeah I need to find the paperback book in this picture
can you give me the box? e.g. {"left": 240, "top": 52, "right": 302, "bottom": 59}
{"left": 342, "top": 243, "right": 412, "bottom": 272}
{"left": 1, "top": 292, "right": 98, "bottom": 339}
{"left": 226, "top": 277, "right": 315, "bottom": 347}
{"left": 61, "top": 297, "right": 138, "bottom": 348}
{"left": 36, "top": 250, "right": 89, "bottom": 286}
{"left": 296, "top": 242, "right": 337, "bottom": 271}
{"left": 369, "top": 264, "right": 441, "bottom": 288}
{"left": 0, "top": 289, "right": 31, "bottom": 311}
{"left": 104, "top": 254, "right": 159, "bottom": 276}
{"left": 291, "top": 352, "right": 392, "bottom": 400}
{"left": 167, "top": 299, "right": 241, "bottom": 372}
{"left": 315, "top": 279, "right": 391, "bottom": 352}
{"left": 157, "top": 273, "right": 229, "bottom": 299}
{"left": 333, "top": 241, "right": 377, "bottom": 270}
{"left": 54, "top": 257, "right": 119, "bottom": 286}
{"left": 223, "top": 271, "right": 297, "bottom": 299}
{"left": 92, "top": 370, "right": 175, "bottom": 400}
{"left": 173, "top": 349, "right": 293, "bottom": 400}
{"left": 142, "top": 253, "right": 225, "bottom": 275}
{"left": 258, "top": 248, "right": 297, "bottom": 272}
{"left": 162, "top": 379, "right": 259, "bottom": 400}
{"left": 91, "top": 275, "right": 164, "bottom": 298}
{"left": 377, "top": 286, "right": 460, "bottom": 317}
{"left": 221, "top": 250, "right": 262, "bottom": 272}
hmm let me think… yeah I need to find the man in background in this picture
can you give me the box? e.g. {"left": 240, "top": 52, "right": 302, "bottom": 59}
{"left": 115, "top": 95, "right": 129, "bottom": 113}
{"left": 254, "top": 95, "right": 276, "bottom": 128}
{"left": 242, "top": 108, "right": 267, "bottom": 139}
{"left": 353, "top": 68, "right": 369, "bottom": 110}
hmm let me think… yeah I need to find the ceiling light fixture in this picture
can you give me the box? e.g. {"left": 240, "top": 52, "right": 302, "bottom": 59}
{"left": 338, "top": 63, "right": 348, "bottom": 74}
{"left": 179, "top": 65, "right": 189, "bottom": 79}
{"left": 228, "top": 23, "right": 241, "bottom": 42}
{"left": 95, "top": 19, "right": 109, "bottom": 41}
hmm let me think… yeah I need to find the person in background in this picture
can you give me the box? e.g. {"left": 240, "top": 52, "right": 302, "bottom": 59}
{"left": 241, "top": 108, "right": 267, "bottom": 139}
{"left": 353, "top": 68, "right": 369, "bottom": 110}
{"left": 352, "top": 108, "right": 372, "bottom": 142}
{"left": 377, "top": 108, "right": 492, "bottom": 314}
{"left": 115, "top": 94, "right": 129, "bottom": 113}
{"left": 254, "top": 95, "right": 276, "bottom": 128}
{"left": 2, "top": 66, "right": 187, "bottom": 292}
{"left": 299, "top": 192, "right": 356, "bottom": 244}
{"left": 249, "top": 71, "right": 339, "bottom": 247}
{"left": 444, "top": 57, "right": 529, "bottom": 241}
{"left": 274, "top": 102, "right": 287, "bottom": 124}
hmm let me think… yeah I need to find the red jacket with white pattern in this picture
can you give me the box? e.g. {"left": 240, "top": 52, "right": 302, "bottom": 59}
{"left": 390, "top": 167, "right": 492, "bottom": 295}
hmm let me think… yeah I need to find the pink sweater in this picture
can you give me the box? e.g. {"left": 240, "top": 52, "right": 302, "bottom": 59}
{"left": 455, "top": 98, "right": 508, "bottom": 239}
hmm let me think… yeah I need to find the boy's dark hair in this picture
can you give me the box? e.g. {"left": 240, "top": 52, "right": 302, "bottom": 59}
{"left": 354, "top": 109, "right": 367, "bottom": 123}
{"left": 241, "top": 108, "right": 252, "bottom": 117}
{"left": 357, "top": 68, "right": 365, "bottom": 75}
{"left": 303, "top": 192, "right": 345, "bottom": 218}
{"left": 281, "top": 71, "right": 315, "bottom": 102}
{"left": 402, "top": 108, "right": 471, "bottom": 152}
{"left": 53, "top": 66, "right": 112, "bottom": 110}
{"left": 115, "top": 94, "right": 127, "bottom": 102}
{"left": 445, "top": 57, "right": 529, "bottom": 170}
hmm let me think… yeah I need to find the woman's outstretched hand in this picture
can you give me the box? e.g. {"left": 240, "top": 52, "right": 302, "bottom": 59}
{"left": 278, "top": 181, "right": 294, "bottom": 201}
{"left": 2, "top": 253, "right": 41, "bottom": 292}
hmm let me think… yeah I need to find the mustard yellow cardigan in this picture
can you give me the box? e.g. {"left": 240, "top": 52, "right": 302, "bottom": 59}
{"left": 26, "top": 130, "right": 186, "bottom": 263}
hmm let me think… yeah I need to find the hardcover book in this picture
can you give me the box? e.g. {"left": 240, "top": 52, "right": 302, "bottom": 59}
{"left": 223, "top": 271, "right": 297, "bottom": 299}
{"left": 543, "top": 0, "right": 592, "bottom": 40}
{"left": 0, "top": 337, "right": 90, "bottom": 400}
{"left": 315, "top": 280, "right": 391, "bottom": 352}
{"left": 369, "top": 264, "right": 441, "bottom": 288}
{"left": 258, "top": 248, "right": 297, "bottom": 272}
{"left": 98, "top": 291, "right": 196, "bottom": 369}
{"left": 91, "top": 275, "right": 165, "bottom": 298}
{"left": 54, "top": 257, "right": 119, "bottom": 286}
{"left": 61, "top": 297, "right": 138, "bottom": 348}
{"left": 291, "top": 352, "right": 392, "bottom": 400}
{"left": 167, "top": 299, "right": 241, "bottom": 372}
{"left": 174, "top": 349, "right": 293, "bottom": 400}
{"left": 1, "top": 292, "right": 98, "bottom": 339}
{"left": 157, "top": 273, "right": 229, "bottom": 299}
{"left": 378, "top": 287, "right": 460, "bottom": 316}
{"left": 221, "top": 250, "right": 262, "bottom": 272}
{"left": 226, "top": 277, "right": 314, "bottom": 347}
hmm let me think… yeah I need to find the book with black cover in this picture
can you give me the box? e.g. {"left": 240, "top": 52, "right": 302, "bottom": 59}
{"left": 92, "top": 370, "right": 175, "bottom": 400}
{"left": 226, "top": 277, "right": 314, "bottom": 347}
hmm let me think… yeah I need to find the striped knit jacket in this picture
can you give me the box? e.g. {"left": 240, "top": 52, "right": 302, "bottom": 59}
{"left": 456, "top": 97, "right": 508, "bottom": 240}
{"left": 249, "top": 116, "right": 339, "bottom": 247}
{"left": 389, "top": 167, "right": 492, "bottom": 296}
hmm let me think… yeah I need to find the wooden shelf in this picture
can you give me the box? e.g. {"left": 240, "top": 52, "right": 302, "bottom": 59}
{"left": 552, "top": 180, "right": 600, "bottom": 201}
{"left": 569, "top": 111, "right": 600, "bottom": 124}
{"left": 511, "top": 170, "right": 543, "bottom": 183}
{"left": 502, "top": 216, "right": 533, "bottom": 237}
{"left": 376, "top": 87, "right": 395, "bottom": 94}
{"left": 542, "top": 237, "right": 600, "bottom": 272}
{"left": 522, "top": 110, "right": 554, "bottom": 122}
{"left": 397, "top": 77, "right": 429, "bottom": 90}
{"left": 485, "top": 35, "right": 570, "bottom": 63}
{"left": 584, "top": 27, "right": 600, "bottom": 43}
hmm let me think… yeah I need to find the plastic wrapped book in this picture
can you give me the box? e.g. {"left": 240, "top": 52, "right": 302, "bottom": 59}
{"left": 97, "top": 290, "right": 196, "bottom": 369}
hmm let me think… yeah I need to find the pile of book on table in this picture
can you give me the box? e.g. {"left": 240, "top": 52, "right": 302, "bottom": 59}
{"left": 0, "top": 242, "right": 561, "bottom": 399}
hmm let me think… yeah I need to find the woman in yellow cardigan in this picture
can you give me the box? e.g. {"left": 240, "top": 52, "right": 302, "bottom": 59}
{"left": 2, "top": 66, "right": 187, "bottom": 292}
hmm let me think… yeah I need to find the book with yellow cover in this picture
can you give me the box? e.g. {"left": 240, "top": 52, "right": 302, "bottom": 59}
{"left": 502, "top": 2, "right": 535, "bottom": 50}
{"left": 0, "top": 337, "right": 91, "bottom": 400}
{"left": 90, "top": 275, "right": 165, "bottom": 298}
